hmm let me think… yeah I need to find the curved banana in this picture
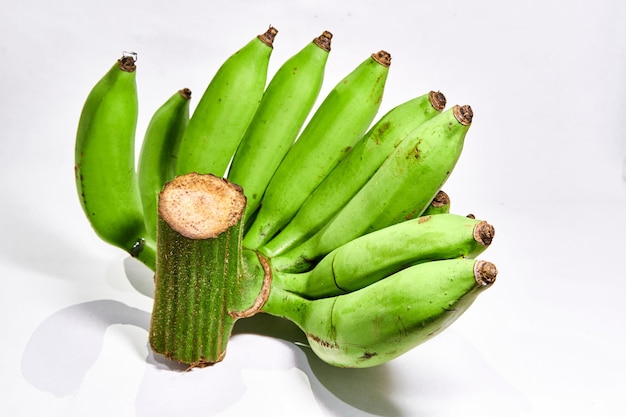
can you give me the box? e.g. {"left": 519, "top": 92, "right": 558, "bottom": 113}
{"left": 263, "top": 258, "right": 497, "bottom": 368}
{"left": 175, "top": 26, "right": 277, "bottom": 178}
{"left": 272, "top": 104, "right": 473, "bottom": 272}
{"left": 138, "top": 88, "right": 191, "bottom": 241}
{"left": 75, "top": 54, "right": 153, "bottom": 266}
{"left": 273, "top": 213, "right": 494, "bottom": 298}
{"left": 369, "top": 105, "right": 473, "bottom": 230}
{"left": 421, "top": 190, "right": 451, "bottom": 216}
{"left": 228, "top": 31, "right": 332, "bottom": 220}
{"left": 262, "top": 90, "right": 447, "bottom": 257}
{"left": 243, "top": 51, "right": 392, "bottom": 249}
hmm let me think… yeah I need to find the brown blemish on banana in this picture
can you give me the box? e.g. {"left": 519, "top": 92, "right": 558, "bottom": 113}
{"left": 257, "top": 25, "right": 278, "bottom": 48}
{"left": 307, "top": 333, "right": 339, "bottom": 350}
{"left": 371, "top": 50, "right": 391, "bottom": 67}
{"left": 373, "top": 121, "right": 392, "bottom": 145}
{"left": 454, "top": 104, "right": 473, "bottom": 126}
{"left": 474, "top": 260, "right": 497, "bottom": 286}
{"left": 313, "top": 30, "right": 333, "bottom": 52}
{"left": 474, "top": 221, "right": 495, "bottom": 246}
{"left": 418, "top": 216, "right": 431, "bottom": 224}
{"left": 360, "top": 352, "right": 378, "bottom": 360}
{"left": 429, "top": 91, "right": 447, "bottom": 111}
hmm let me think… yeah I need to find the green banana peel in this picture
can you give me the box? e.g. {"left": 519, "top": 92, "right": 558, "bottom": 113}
{"left": 75, "top": 54, "right": 148, "bottom": 258}
{"left": 270, "top": 104, "right": 473, "bottom": 272}
{"left": 138, "top": 88, "right": 191, "bottom": 241}
{"left": 262, "top": 90, "right": 447, "bottom": 257}
{"left": 262, "top": 258, "right": 497, "bottom": 368}
{"left": 272, "top": 213, "right": 495, "bottom": 298}
{"left": 228, "top": 31, "right": 332, "bottom": 220}
{"left": 175, "top": 26, "right": 277, "bottom": 178}
{"left": 243, "top": 50, "right": 391, "bottom": 250}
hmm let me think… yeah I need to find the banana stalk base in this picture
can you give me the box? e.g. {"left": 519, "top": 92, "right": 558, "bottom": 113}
{"left": 148, "top": 173, "right": 267, "bottom": 367}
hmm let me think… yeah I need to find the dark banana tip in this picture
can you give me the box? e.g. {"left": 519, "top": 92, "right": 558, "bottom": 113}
{"left": 258, "top": 26, "right": 279, "bottom": 47}
{"left": 118, "top": 54, "right": 137, "bottom": 72}
{"left": 313, "top": 30, "right": 333, "bottom": 51}
{"left": 474, "top": 221, "right": 495, "bottom": 246}
{"left": 429, "top": 91, "right": 447, "bottom": 111}
{"left": 178, "top": 88, "right": 192, "bottom": 100}
{"left": 474, "top": 260, "right": 497, "bottom": 287}
{"left": 454, "top": 104, "right": 473, "bottom": 126}
{"left": 430, "top": 190, "right": 450, "bottom": 208}
{"left": 372, "top": 50, "right": 391, "bottom": 67}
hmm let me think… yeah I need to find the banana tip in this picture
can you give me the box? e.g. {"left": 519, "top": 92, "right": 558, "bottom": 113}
{"left": 372, "top": 50, "right": 391, "bottom": 67}
{"left": 178, "top": 88, "right": 192, "bottom": 100}
{"left": 258, "top": 26, "right": 279, "bottom": 47}
{"left": 430, "top": 190, "right": 450, "bottom": 208}
{"left": 313, "top": 30, "right": 333, "bottom": 51}
{"left": 474, "top": 260, "right": 497, "bottom": 286}
{"left": 474, "top": 221, "right": 495, "bottom": 246}
{"left": 117, "top": 54, "right": 137, "bottom": 72}
{"left": 454, "top": 105, "right": 473, "bottom": 125}
{"left": 429, "top": 91, "right": 447, "bottom": 112}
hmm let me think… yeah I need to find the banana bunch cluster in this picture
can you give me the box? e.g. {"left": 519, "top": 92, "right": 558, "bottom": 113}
{"left": 75, "top": 26, "right": 497, "bottom": 368}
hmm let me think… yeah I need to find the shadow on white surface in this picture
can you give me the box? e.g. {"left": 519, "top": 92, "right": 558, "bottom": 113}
{"left": 21, "top": 300, "right": 151, "bottom": 397}
{"left": 21, "top": 256, "right": 528, "bottom": 416}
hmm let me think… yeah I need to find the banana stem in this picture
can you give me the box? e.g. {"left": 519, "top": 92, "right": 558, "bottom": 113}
{"left": 149, "top": 173, "right": 266, "bottom": 367}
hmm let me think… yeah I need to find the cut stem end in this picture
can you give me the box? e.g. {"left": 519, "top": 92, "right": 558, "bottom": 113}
{"left": 258, "top": 26, "right": 279, "bottom": 48}
{"left": 313, "top": 30, "right": 333, "bottom": 51}
{"left": 473, "top": 221, "right": 495, "bottom": 246}
{"left": 429, "top": 91, "right": 447, "bottom": 111}
{"left": 454, "top": 104, "right": 473, "bottom": 126}
{"left": 474, "top": 260, "right": 497, "bottom": 286}
{"left": 372, "top": 50, "right": 392, "bottom": 67}
{"left": 158, "top": 173, "right": 246, "bottom": 240}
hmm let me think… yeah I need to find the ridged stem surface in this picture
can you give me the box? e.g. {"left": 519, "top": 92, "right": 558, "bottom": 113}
{"left": 149, "top": 173, "right": 265, "bottom": 366}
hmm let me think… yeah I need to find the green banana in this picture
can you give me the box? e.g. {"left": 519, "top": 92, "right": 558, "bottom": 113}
{"left": 261, "top": 90, "right": 447, "bottom": 257}
{"left": 75, "top": 54, "right": 153, "bottom": 266}
{"left": 369, "top": 105, "right": 473, "bottom": 230}
{"left": 227, "top": 31, "right": 332, "bottom": 220}
{"left": 421, "top": 190, "right": 451, "bottom": 216}
{"left": 175, "top": 26, "right": 277, "bottom": 178}
{"left": 271, "top": 105, "right": 472, "bottom": 272}
{"left": 263, "top": 258, "right": 497, "bottom": 368}
{"left": 273, "top": 213, "right": 495, "bottom": 298}
{"left": 243, "top": 50, "right": 392, "bottom": 250}
{"left": 137, "top": 88, "right": 191, "bottom": 241}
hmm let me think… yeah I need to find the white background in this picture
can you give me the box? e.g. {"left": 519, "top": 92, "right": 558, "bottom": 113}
{"left": 1, "top": 0, "right": 625, "bottom": 416}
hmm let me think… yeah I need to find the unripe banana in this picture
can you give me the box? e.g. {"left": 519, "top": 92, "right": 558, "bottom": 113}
{"left": 262, "top": 91, "right": 447, "bottom": 257}
{"left": 243, "top": 51, "right": 392, "bottom": 249}
{"left": 228, "top": 31, "right": 332, "bottom": 220}
{"left": 75, "top": 54, "right": 151, "bottom": 264}
{"left": 369, "top": 105, "right": 473, "bottom": 230}
{"left": 272, "top": 105, "right": 472, "bottom": 272}
{"left": 138, "top": 88, "right": 191, "bottom": 241}
{"left": 263, "top": 258, "right": 497, "bottom": 368}
{"left": 175, "top": 26, "right": 277, "bottom": 178}
{"left": 421, "top": 190, "right": 451, "bottom": 216}
{"left": 273, "top": 213, "right": 494, "bottom": 298}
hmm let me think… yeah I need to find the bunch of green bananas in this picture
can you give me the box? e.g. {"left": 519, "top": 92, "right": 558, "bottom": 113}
{"left": 75, "top": 26, "right": 497, "bottom": 368}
